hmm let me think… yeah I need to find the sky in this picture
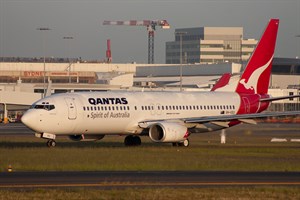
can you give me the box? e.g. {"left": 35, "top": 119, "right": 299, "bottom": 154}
{"left": 0, "top": 0, "right": 299, "bottom": 64}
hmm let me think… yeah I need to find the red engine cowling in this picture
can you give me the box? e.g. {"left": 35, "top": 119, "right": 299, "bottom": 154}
{"left": 149, "top": 122, "right": 188, "bottom": 143}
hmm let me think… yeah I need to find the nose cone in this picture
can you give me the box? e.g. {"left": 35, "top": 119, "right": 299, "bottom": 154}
{"left": 21, "top": 110, "right": 38, "bottom": 131}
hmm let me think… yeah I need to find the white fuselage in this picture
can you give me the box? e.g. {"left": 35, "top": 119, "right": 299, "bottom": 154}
{"left": 22, "top": 91, "right": 241, "bottom": 136}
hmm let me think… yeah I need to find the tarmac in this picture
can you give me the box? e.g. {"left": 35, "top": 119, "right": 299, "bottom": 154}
{"left": 1, "top": 171, "right": 300, "bottom": 189}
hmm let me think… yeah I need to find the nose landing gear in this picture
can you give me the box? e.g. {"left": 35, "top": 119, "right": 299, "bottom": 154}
{"left": 46, "top": 139, "right": 56, "bottom": 147}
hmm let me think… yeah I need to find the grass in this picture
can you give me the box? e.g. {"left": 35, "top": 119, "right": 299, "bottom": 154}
{"left": 1, "top": 186, "right": 300, "bottom": 200}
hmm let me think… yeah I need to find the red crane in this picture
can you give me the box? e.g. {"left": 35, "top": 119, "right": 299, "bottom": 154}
{"left": 103, "top": 20, "right": 170, "bottom": 64}
{"left": 106, "top": 39, "right": 112, "bottom": 63}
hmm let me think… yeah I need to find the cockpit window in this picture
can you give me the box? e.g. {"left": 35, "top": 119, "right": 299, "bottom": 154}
{"left": 31, "top": 104, "right": 55, "bottom": 111}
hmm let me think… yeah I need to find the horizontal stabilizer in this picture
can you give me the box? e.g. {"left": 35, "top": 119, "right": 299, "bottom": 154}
{"left": 238, "top": 119, "right": 257, "bottom": 124}
{"left": 211, "top": 121, "right": 229, "bottom": 127}
{"left": 260, "top": 94, "right": 300, "bottom": 102}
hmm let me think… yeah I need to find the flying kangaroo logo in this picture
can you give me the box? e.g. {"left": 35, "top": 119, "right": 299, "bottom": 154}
{"left": 239, "top": 56, "right": 273, "bottom": 93}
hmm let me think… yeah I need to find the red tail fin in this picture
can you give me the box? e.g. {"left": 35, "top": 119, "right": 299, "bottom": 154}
{"left": 235, "top": 19, "right": 279, "bottom": 94}
{"left": 211, "top": 73, "right": 231, "bottom": 91}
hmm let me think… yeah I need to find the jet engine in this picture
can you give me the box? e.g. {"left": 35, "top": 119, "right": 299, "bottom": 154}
{"left": 69, "top": 134, "right": 105, "bottom": 141}
{"left": 149, "top": 122, "right": 188, "bottom": 143}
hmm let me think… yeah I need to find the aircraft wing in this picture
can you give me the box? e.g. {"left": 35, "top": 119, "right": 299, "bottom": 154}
{"left": 139, "top": 111, "right": 300, "bottom": 128}
{"left": 183, "top": 111, "right": 300, "bottom": 124}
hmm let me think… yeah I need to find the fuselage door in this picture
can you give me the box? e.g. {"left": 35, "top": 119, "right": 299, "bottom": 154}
{"left": 64, "top": 97, "right": 77, "bottom": 120}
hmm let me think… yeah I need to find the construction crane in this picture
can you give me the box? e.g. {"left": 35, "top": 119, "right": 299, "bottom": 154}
{"left": 106, "top": 39, "right": 112, "bottom": 63}
{"left": 103, "top": 20, "right": 170, "bottom": 64}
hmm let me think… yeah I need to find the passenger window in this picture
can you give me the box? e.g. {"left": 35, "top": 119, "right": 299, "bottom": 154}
{"left": 87, "top": 107, "right": 90, "bottom": 111}
{"left": 127, "top": 106, "right": 130, "bottom": 110}
{"left": 83, "top": 107, "right": 86, "bottom": 111}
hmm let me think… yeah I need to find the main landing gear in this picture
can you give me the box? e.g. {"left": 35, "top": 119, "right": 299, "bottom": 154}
{"left": 124, "top": 135, "right": 141, "bottom": 146}
{"left": 172, "top": 139, "right": 190, "bottom": 147}
{"left": 46, "top": 139, "right": 56, "bottom": 147}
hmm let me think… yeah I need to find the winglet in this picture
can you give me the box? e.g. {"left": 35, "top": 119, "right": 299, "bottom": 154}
{"left": 235, "top": 19, "right": 279, "bottom": 95}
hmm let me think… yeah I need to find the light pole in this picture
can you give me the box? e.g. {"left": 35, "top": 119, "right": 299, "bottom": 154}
{"left": 63, "top": 36, "right": 74, "bottom": 83}
{"left": 37, "top": 27, "right": 51, "bottom": 98}
{"left": 175, "top": 32, "right": 187, "bottom": 91}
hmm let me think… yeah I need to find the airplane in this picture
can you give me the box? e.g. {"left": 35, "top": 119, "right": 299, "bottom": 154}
{"left": 21, "top": 19, "right": 300, "bottom": 147}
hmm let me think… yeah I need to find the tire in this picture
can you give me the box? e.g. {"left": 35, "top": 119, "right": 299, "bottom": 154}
{"left": 47, "top": 140, "right": 56, "bottom": 147}
{"left": 133, "top": 136, "right": 141, "bottom": 146}
{"left": 124, "top": 135, "right": 141, "bottom": 146}
{"left": 178, "top": 139, "right": 189, "bottom": 147}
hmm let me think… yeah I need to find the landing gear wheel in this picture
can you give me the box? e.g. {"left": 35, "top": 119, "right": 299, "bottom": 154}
{"left": 175, "top": 139, "right": 189, "bottom": 147}
{"left": 182, "top": 139, "right": 189, "bottom": 147}
{"left": 133, "top": 136, "right": 141, "bottom": 146}
{"left": 47, "top": 139, "right": 56, "bottom": 147}
{"left": 124, "top": 135, "right": 141, "bottom": 146}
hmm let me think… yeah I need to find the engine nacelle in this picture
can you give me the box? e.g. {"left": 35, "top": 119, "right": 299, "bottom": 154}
{"left": 69, "top": 134, "right": 105, "bottom": 142}
{"left": 149, "top": 122, "right": 188, "bottom": 143}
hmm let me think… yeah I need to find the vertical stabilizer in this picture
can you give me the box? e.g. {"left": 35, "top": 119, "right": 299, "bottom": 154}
{"left": 211, "top": 73, "right": 231, "bottom": 91}
{"left": 235, "top": 19, "right": 279, "bottom": 94}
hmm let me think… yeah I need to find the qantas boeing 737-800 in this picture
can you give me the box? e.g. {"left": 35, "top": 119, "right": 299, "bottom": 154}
{"left": 21, "top": 19, "right": 300, "bottom": 147}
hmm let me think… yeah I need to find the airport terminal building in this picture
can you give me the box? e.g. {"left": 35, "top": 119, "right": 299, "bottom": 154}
{"left": 166, "top": 27, "right": 258, "bottom": 64}
{"left": 0, "top": 57, "right": 299, "bottom": 122}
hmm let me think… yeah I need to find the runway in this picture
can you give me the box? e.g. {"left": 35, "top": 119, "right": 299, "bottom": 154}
{"left": 1, "top": 171, "right": 300, "bottom": 189}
